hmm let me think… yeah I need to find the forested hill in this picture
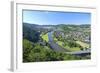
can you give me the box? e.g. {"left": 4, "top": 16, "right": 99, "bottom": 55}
{"left": 23, "top": 23, "right": 40, "bottom": 43}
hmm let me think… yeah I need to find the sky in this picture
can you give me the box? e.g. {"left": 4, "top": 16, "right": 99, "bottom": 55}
{"left": 23, "top": 10, "right": 91, "bottom": 25}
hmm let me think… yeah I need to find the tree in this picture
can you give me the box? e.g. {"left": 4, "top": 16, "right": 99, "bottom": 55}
{"left": 23, "top": 24, "right": 40, "bottom": 43}
{"left": 23, "top": 39, "right": 33, "bottom": 62}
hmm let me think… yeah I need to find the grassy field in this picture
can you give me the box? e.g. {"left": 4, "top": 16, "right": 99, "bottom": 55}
{"left": 57, "top": 41, "right": 63, "bottom": 46}
{"left": 76, "top": 41, "right": 89, "bottom": 48}
{"left": 53, "top": 36, "right": 58, "bottom": 41}
{"left": 53, "top": 36, "right": 81, "bottom": 52}
{"left": 69, "top": 47, "right": 81, "bottom": 51}
{"left": 41, "top": 33, "right": 48, "bottom": 42}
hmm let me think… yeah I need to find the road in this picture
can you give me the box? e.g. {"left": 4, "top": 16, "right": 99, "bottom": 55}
{"left": 66, "top": 49, "right": 91, "bottom": 55}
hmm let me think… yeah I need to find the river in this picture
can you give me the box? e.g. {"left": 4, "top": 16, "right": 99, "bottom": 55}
{"left": 48, "top": 31, "right": 67, "bottom": 52}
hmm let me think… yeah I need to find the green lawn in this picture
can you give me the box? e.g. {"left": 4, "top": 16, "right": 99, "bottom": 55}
{"left": 53, "top": 36, "right": 81, "bottom": 52}
{"left": 62, "top": 43, "right": 80, "bottom": 52}
{"left": 69, "top": 47, "right": 81, "bottom": 51}
{"left": 76, "top": 41, "right": 89, "bottom": 48}
{"left": 53, "top": 36, "right": 58, "bottom": 41}
{"left": 41, "top": 33, "right": 48, "bottom": 42}
{"left": 57, "top": 41, "right": 63, "bottom": 46}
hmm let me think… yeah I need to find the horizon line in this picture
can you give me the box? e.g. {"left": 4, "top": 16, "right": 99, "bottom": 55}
{"left": 23, "top": 22, "right": 91, "bottom": 25}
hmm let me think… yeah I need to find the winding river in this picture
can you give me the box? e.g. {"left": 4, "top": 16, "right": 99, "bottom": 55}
{"left": 48, "top": 31, "right": 67, "bottom": 52}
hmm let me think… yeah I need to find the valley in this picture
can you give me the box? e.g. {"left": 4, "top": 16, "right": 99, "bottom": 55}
{"left": 23, "top": 23, "right": 91, "bottom": 62}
